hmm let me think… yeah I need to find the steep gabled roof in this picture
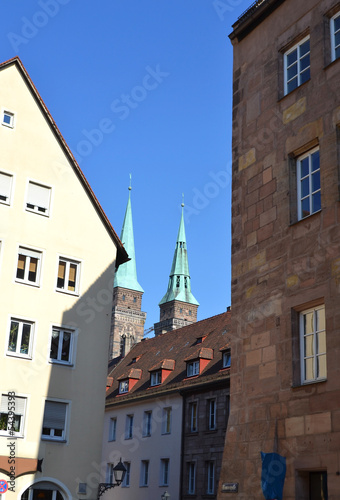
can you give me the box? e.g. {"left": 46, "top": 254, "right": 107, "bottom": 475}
{"left": 0, "top": 56, "right": 128, "bottom": 267}
{"left": 106, "top": 311, "right": 231, "bottom": 407}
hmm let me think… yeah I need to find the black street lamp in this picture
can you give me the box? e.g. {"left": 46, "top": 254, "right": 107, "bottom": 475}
{"left": 97, "top": 459, "right": 127, "bottom": 499}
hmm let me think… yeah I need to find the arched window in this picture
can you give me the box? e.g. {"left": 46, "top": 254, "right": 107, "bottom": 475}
{"left": 21, "top": 482, "right": 65, "bottom": 500}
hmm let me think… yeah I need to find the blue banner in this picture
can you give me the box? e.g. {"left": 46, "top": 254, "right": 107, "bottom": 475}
{"left": 261, "top": 452, "right": 286, "bottom": 500}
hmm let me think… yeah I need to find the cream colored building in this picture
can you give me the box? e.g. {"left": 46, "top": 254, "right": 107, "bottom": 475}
{"left": 0, "top": 57, "right": 127, "bottom": 500}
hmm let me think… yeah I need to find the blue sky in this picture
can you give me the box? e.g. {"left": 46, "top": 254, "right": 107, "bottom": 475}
{"left": 1, "top": 0, "right": 249, "bottom": 331}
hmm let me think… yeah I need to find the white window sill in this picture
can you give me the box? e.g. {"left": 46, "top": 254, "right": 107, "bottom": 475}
{"left": 25, "top": 207, "right": 49, "bottom": 217}
{"left": 41, "top": 437, "right": 67, "bottom": 443}
{"left": 6, "top": 352, "right": 32, "bottom": 360}
{"left": 49, "top": 360, "right": 73, "bottom": 367}
{"left": 15, "top": 279, "right": 40, "bottom": 288}
{"left": 55, "top": 288, "right": 79, "bottom": 297}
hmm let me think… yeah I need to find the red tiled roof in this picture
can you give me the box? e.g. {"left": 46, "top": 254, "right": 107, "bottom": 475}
{"left": 117, "top": 368, "right": 142, "bottom": 381}
{"left": 106, "top": 311, "right": 231, "bottom": 406}
{"left": 149, "top": 359, "right": 176, "bottom": 372}
{"left": 0, "top": 56, "right": 128, "bottom": 267}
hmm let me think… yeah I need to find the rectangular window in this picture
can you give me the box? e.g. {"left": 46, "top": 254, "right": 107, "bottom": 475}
{"left": 188, "top": 462, "right": 196, "bottom": 494}
{"left": 284, "top": 36, "right": 310, "bottom": 95}
{"left": 26, "top": 181, "right": 51, "bottom": 216}
{"left": 50, "top": 326, "right": 74, "bottom": 365}
{"left": 140, "top": 460, "right": 149, "bottom": 487}
{"left": 207, "top": 461, "right": 215, "bottom": 495}
{"left": 56, "top": 257, "right": 80, "bottom": 294}
{"left": 0, "top": 394, "right": 26, "bottom": 437}
{"left": 125, "top": 414, "right": 133, "bottom": 439}
{"left": 7, "top": 318, "right": 34, "bottom": 358}
{"left": 297, "top": 147, "right": 321, "bottom": 220}
{"left": 42, "top": 400, "right": 68, "bottom": 441}
{"left": 122, "top": 462, "right": 131, "bottom": 487}
{"left": 190, "top": 402, "right": 198, "bottom": 432}
{"left": 2, "top": 110, "right": 14, "bottom": 128}
{"left": 150, "top": 370, "right": 162, "bottom": 386}
{"left": 0, "top": 171, "right": 13, "bottom": 205}
{"left": 119, "top": 380, "right": 129, "bottom": 394}
{"left": 300, "top": 305, "right": 326, "bottom": 383}
{"left": 107, "top": 463, "right": 114, "bottom": 483}
{"left": 16, "top": 247, "right": 42, "bottom": 286}
{"left": 143, "top": 411, "right": 152, "bottom": 437}
{"left": 223, "top": 349, "right": 231, "bottom": 368}
{"left": 162, "top": 407, "right": 172, "bottom": 434}
{"left": 108, "top": 417, "right": 117, "bottom": 441}
{"left": 208, "top": 399, "right": 216, "bottom": 430}
{"left": 160, "top": 458, "right": 170, "bottom": 486}
{"left": 187, "top": 360, "right": 199, "bottom": 377}
{"left": 331, "top": 12, "right": 340, "bottom": 62}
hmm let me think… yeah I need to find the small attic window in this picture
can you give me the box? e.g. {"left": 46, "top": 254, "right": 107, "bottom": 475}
{"left": 187, "top": 360, "right": 199, "bottom": 377}
{"left": 184, "top": 277, "right": 188, "bottom": 288}
{"left": 189, "top": 310, "right": 192, "bottom": 316}
{"left": 133, "top": 297, "right": 137, "bottom": 303}
{"left": 176, "top": 276, "right": 180, "bottom": 288}
{"left": 195, "top": 336, "right": 207, "bottom": 345}
{"left": 150, "top": 370, "right": 162, "bottom": 386}
{"left": 2, "top": 110, "right": 14, "bottom": 128}
{"left": 122, "top": 295, "right": 125, "bottom": 301}
{"left": 119, "top": 380, "right": 129, "bottom": 394}
{"left": 223, "top": 349, "right": 231, "bottom": 368}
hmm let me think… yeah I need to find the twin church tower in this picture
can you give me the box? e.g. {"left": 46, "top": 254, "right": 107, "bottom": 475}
{"left": 109, "top": 185, "right": 199, "bottom": 360}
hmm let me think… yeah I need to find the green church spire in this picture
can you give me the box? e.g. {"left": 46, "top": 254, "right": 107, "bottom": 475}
{"left": 114, "top": 181, "right": 144, "bottom": 292}
{"left": 159, "top": 201, "right": 199, "bottom": 306}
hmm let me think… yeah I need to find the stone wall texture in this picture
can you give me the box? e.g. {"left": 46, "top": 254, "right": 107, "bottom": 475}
{"left": 218, "top": 1, "right": 340, "bottom": 499}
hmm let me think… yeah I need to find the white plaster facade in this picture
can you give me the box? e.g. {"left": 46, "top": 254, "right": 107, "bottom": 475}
{"left": 101, "top": 394, "right": 182, "bottom": 500}
{"left": 0, "top": 58, "right": 127, "bottom": 500}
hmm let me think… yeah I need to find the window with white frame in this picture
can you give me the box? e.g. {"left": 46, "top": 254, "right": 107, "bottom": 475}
{"left": 150, "top": 370, "right": 162, "bottom": 386}
{"left": 42, "top": 400, "right": 68, "bottom": 441}
{"left": 208, "top": 399, "right": 216, "bottom": 430}
{"left": 190, "top": 402, "right": 198, "bottom": 432}
{"left": 140, "top": 460, "right": 149, "bottom": 487}
{"left": 119, "top": 380, "right": 129, "bottom": 394}
{"left": 0, "top": 394, "right": 26, "bottom": 437}
{"left": 16, "top": 247, "right": 42, "bottom": 286}
{"left": 107, "top": 463, "right": 114, "bottom": 483}
{"left": 50, "top": 326, "right": 74, "bottom": 364}
{"left": 331, "top": 11, "right": 340, "bottom": 62}
{"left": 284, "top": 36, "right": 310, "bottom": 95}
{"left": 125, "top": 414, "right": 133, "bottom": 439}
{"left": 187, "top": 359, "right": 199, "bottom": 377}
{"left": 207, "top": 461, "right": 215, "bottom": 495}
{"left": 0, "top": 171, "right": 13, "bottom": 205}
{"left": 7, "top": 318, "right": 34, "bottom": 358}
{"left": 143, "top": 411, "right": 152, "bottom": 437}
{"left": 160, "top": 458, "right": 170, "bottom": 486}
{"left": 188, "top": 462, "right": 196, "bottom": 494}
{"left": 26, "top": 181, "right": 51, "bottom": 216}
{"left": 297, "top": 147, "right": 321, "bottom": 220}
{"left": 162, "top": 407, "right": 172, "bottom": 434}
{"left": 108, "top": 417, "right": 117, "bottom": 441}
{"left": 56, "top": 257, "right": 80, "bottom": 294}
{"left": 122, "top": 462, "right": 130, "bottom": 487}
{"left": 300, "top": 305, "right": 326, "bottom": 383}
{"left": 223, "top": 349, "right": 231, "bottom": 368}
{"left": 21, "top": 483, "right": 64, "bottom": 500}
{"left": 2, "top": 110, "right": 14, "bottom": 128}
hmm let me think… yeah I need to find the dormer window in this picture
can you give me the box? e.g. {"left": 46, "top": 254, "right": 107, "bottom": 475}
{"left": 223, "top": 350, "right": 231, "bottom": 368}
{"left": 119, "top": 380, "right": 129, "bottom": 394}
{"left": 150, "top": 370, "right": 162, "bottom": 386}
{"left": 187, "top": 360, "right": 199, "bottom": 377}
